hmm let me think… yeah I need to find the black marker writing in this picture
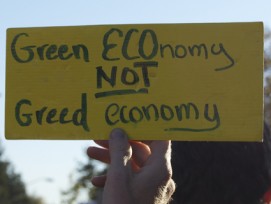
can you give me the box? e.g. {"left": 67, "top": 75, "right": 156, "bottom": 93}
{"left": 15, "top": 93, "right": 90, "bottom": 132}
{"left": 104, "top": 102, "right": 220, "bottom": 132}
{"left": 95, "top": 61, "right": 158, "bottom": 98}
{"left": 102, "top": 28, "right": 158, "bottom": 61}
{"left": 11, "top": 33, "right": 90, "bottom": 63}
{"left": 102, "top": 28, "right": 235, "bottom": 71}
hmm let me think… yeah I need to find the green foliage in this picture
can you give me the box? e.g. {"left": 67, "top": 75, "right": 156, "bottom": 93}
{"left": 0, "top": 146, "right": 43, "bottom": 204}
{"left": 61, "top": 156, "right": 106, "bottom": 204}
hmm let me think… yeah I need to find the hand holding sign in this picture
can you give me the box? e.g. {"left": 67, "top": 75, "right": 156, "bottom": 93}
{"left": 87, "top": 129, "right": 175, "bottom": 204}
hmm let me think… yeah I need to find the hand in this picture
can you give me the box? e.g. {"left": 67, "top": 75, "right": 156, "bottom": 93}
{"left": 87, "top": 128, "right": 175, "bottom": 204}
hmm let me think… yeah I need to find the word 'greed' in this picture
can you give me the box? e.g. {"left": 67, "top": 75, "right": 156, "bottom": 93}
{"left": 15, "top": 93, "right": 221, "bottom": 132}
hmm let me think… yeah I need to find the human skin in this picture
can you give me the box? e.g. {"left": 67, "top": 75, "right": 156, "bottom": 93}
{"left": 87, "top": 129, "right": 175, "bottom": 204}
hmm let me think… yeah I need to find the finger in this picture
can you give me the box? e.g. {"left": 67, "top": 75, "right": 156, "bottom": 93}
{"left": 94, "top": 140, "right": 109, "bottom": 149}
{"left": 91, "top": 175, "right": 107, "bottom": 187}
{"left": 148, "top": 141, "right": 172, "bottom": 175}
{"left": 104, "top": 128, "right": 132, "bottom": 197}
{"left": 109, "top": 128, "right": 132, "bottom": 169}
{"left": 87, "top": 146, "right": 110, "bottom": 164}
{"left": 87, "top": 142, "right": 151, "bottom": 169}
{"left": 140, "top": 140, "right": 153, "bottom": 146}
{"left": 149, "top": 141, "right": 172, "bottom": 163}
{"left": 130, "top": 141, "right": 151, "bottom": 167}
{"left": 94, "top": 139, "right": 151, "bottom": 167}
{"left": 141, "top": 141, "right": 172, "bottom": 186}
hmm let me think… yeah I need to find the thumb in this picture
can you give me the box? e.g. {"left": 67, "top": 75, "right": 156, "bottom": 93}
{"left": 109, "top": 128, "right": 132, "bottom": 169}
{"left": 104, "top": 129, "right": 133, "bottom": 204}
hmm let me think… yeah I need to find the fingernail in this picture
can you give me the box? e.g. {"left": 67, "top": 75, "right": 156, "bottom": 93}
{"left": 110, "top": 128, "right": 125, "bottom": 140}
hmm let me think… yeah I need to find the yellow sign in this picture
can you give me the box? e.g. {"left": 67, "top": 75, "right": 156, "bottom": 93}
{"left": 5, "top": 22, "right": 263, "bottom": 141}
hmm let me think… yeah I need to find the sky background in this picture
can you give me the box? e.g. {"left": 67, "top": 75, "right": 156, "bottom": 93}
{"left": 1, "top": 0, "right": 271, "bottom": 203}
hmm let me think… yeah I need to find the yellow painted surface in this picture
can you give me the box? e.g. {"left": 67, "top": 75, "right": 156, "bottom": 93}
{"left": 5, "top": 22, "right": 263, "bottom": 141}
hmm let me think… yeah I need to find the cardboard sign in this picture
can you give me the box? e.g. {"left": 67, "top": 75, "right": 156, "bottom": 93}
{"left": 5, "top": 22, "right": 263, "bottom": 141}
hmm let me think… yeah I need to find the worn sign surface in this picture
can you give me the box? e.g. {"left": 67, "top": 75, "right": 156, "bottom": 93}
{"left": 5, "top": 22, "right": 263, "bottom": 141}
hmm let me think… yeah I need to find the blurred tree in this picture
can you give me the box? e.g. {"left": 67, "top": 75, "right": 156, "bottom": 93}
{"left": 265, "top": 28, "right": 271, "bottom": 128}
{"left": 61, "top": 155, "right": 106, "bottom": 204}
{"left": 0, "top": 146, "right": 44, "bottom": 204}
